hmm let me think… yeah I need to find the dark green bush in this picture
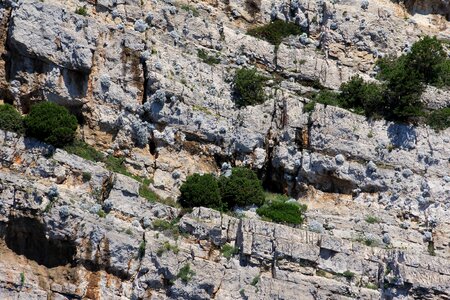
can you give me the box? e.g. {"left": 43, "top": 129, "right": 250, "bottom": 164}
{"left": 376, "top": 55, "right": 425, "bottom": 120}
{"left": 233, "top": 68, "right": 268, "bottom": 107}
{"left": 313, "top": 89, "right": 340, "bottom": 107}
{"left": 177, "top": 264, "right": 195, "bottom": 283}
{"left": 426, "top": 107, "right": 450, "bottom": 131}
{"left": 338, "top": 75, "right": 385, "bottom": 116}
{"left": 407, "top": 36, "right": 447, "bottom": 85}
{"left": 24, "top": 102, "right": 78, "bottom": 147}
{"left": 179, "top": 173, "right": 222, "bottom": 209}
{"left": 219, "top": 167, "right": 265, "bottom": 208}
{"left": 256, "top": 199, "right": 307, "bottom": 224}
{"left": 0, "top": 104, "right": 24, "bottom": 134}
{"left": 247, "top": 20, "right": 303, "bottom": 46}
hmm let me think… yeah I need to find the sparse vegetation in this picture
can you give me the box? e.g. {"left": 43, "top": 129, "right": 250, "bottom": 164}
{"left": 177, "top": 264, "right": 195, "bottom": 283}
{"left": 365, "top": 282, "right": 378, "bottom": 290}
{"left": 233, "top": 68, "right": 268, "bottom": 107}
{"left": 97, "top": 209, "right": 107, "bottom": 218}
{"left": 104, "top": 155, "right": 132, "bottom": 177}
{"left": 250, "top": 275, "right": 260, "bottom": 286}
{"left": 247, "top": 20, "right": 302, "bottom": 46}
{"left": 180, "top": 4, "right": 199, "bottom": 17}
{"left": 157, "top": 241, "right": 179, "bottom": 256}
{"left": 24, "top": 102, "right": 78, "bottom": 147}
{"left": 139, "top": 182, "right": 159, "bottom": 202}
{"left": 75, "top": 5, "right": 88, "bottom": 16}
{"left": 20, "top": 272, "right": 25, "bottom": 286}
{"left": 197, "top": 49, "right": 221, "bottom": 65}
{"left": 138, "top": 240, "right": 146, "bottom": 259}
{"left": 152, "top": 219, "right": 181, "bottom": 239}
{"left": 342, "top": 270, "right": 355, "bottom": 280}
{"left": 63, "top": 140, "right": 104, "bottom": 162}
{"left": 82, "top": 172, "right": 92, "bottom": 182}
{"left": 0, "top": 104, "right": 25, "bottom": 134}
{"left": 365, "top": 215, "right": 381, "bottom": 224}
{"left": 220, "top": 243, "right": 239, "bottom": 260}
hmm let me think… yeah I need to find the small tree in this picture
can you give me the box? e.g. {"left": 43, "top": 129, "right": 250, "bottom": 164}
{"left": 233, "top": 68, "right": 267, "bottom": 107}
{"left": 24, "top": 102, "right": 78, "bottom": 147}
{"left": 407, "top": 36, "right": 446, "bottom": 84}
{"left": 219, "top": 167, "right": 265, "bottom": 208}
{"left": 179, "top": 173, "right": 222, "bottom": 209}
{"left": 0, "top": 104, "right": 24, "bottom": 134}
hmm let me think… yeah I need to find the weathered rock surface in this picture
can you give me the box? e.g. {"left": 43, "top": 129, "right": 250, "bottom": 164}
{"left": 0, "top": 130, "right": 449, "bottom": 299}
{"left": 0, "top": 0, "right": 449, "bottom": 298}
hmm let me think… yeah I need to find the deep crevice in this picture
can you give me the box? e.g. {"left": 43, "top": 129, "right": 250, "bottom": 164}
{"left": 4, "top": 217, "right": 76, "bottom": 268}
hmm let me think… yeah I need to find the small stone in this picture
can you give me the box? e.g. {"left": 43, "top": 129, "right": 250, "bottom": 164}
{"left": 423, "top": 231, "right": 432, "bottom": 242}
{"left": 59, "top": 205, "right": 69, "bottom": 218}
{"left": 382, "top": 233, "right": 391, "bottom": 244}
{"left": 335, "top": 154, "right": 345, "bottom": 165}
{"left": 134, "top": 19, "right": 148, "bottom": 32}
{"left": 402, "top": 169, "right": 413, "bottom": 178}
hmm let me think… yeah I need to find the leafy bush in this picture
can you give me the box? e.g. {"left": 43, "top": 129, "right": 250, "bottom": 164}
{"left": 0, "top": 104, "right": 24, "bottom": 134}
{"left": 219, "top": 167, "right": 265, "bottom": 208}
{"left": 426, "top": 107, "right": 450, "bottom": 131}
{"left": 180, "top": 173, "right": 222, "bottom": 209}
{"left": 247, "top": 20, "right": 302, "bottom": 46}
{"left": 24, "top": 102, "right": 78, "bottom": 147}
{"left": 376, "top": 55, "right": 425, "bottom": 120}
{"left": 338, "top": 75, "right": 385, "bottom": 116}
{"left": 63, "top": 139, "right": 104, "bottom": 162}
{"left": 313, "top": 89, "right": 340, "bottom": 107}
{"left": 407, "top": 36, "right": 447, "bottom": 85}
{"left": 256, "top": 200, "right": 307, "bottom": 224}
{"left": 233, "top": 68, "right": 267, "bottom": 107}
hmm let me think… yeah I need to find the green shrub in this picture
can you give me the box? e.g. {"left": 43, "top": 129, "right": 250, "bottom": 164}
{"left": 177, "top": 264, "right": 195, "bottom": 283}
{"left": 303, "top": 101, "right": 316, "bottom": 113}
{"left": 157, "top": 241, "right": 179, "bottom": 256}
{"left": 104, "top": 155, "right": 132, "bottom": 177}
{"left": 338, "top": 75, "right": 385, "bottom": 116}
{"left": 138, "top": 240, "right": 146, "bottom": 260}
{"left": 220, "top": 243, "right": 239, "bottom": 260}
{"left": 75, "top": 5, "right": 88, "bottom": 16}
{"left": 24, "top": 102, "right": 78, "bottom": 147}
{"left": 180, "top": 4, "right": 199, "bottom": 17}
{"left": 197, "top": 49, "right": 220, "bottom": 65}
{"left": 247, "top": 20, "right": 302, "bottom": 46}
{"left": 407, "top": 36, "right": 447, "bottom": 84}
{"left": 233, "top": 68, "right": 268, "bottom": 107}
{"left": 365, "top": 215, "right": 381, "bottom": 224}
{"left": 377, "top": 55, "right": 425, "bottom": 120}
{"left": 250, "top": 275, "right": 260, "bottom": 286}
{"left": 342, "top": 270, "right": 355, "bottom": 280}
{"left": 313, "top": 89, "right": 341, "bottom": 107}
{"left": 426, "top": 107, "right": 450, "bottom": 131}
{"left": 180, "top": 173, "right": 222, "bottom": 209}
{"left": 0, "top": 104, "right": 24, "bottom": 134}
{"left": 63, "top": 139, "right": 104, "bottom": 162}
{"left": 257, "top": 200, "right": 307, "bottom": 224}
{"left": 82, "top": 172, "right": 92, "bottom": 182}
{"left": 219, "top": 167, "right": 265, "bottom": 208}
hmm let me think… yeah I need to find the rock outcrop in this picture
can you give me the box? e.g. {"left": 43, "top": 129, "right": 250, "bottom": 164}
{"left": 0, "top": 0, "right": 449, "bottom": 298}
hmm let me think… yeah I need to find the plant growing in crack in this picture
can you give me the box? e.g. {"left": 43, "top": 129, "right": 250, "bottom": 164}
{"left": 177, "top": 264, "right": 195, "bottom": 283}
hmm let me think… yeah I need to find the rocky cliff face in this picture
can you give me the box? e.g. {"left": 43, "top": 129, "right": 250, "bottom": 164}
{"left": 0, "top": 0, "right": 449, "bottom": 298}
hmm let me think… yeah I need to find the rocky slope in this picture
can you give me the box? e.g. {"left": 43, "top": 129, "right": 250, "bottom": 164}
{"left": 0, "top": 0, "right": 449, "bottom": 298}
